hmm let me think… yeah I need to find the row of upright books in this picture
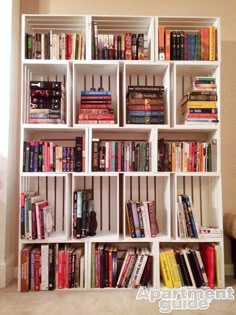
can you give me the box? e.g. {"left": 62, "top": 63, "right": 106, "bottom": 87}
{"left": 126, "top": 85, "right": 165, "bottom": 124}
{"left": 126, "top": 200, "right": 159, "bottom": 238}
{"left": 20, "top": 193, "right": 54, "bottom": 240}
{"left": 21, "top": 244, "right": 85, "bottom": 292}
{"left": 158, "top": 138, "right": 217, "bottom": 172}
{"left": 23, "top": 137, "right": 85, "bottom": 173}
{"left": 93, "top": 22, "right": 146, "bottom": 60}
{"left": 160, "top": 243, "right": 223, "bottom": 289}
{"left": 29, "top": 80, "right": 65, "bottom": 124}
{"left": 158, "top": 26, "right": 217, "bottom": 61}
{"left": 92, "top": 139, "right": 150, "bottom": 172}
{"left": 91, "top": 244, "right": 152, "bottom": 288}
{"left": 73, "top": 190, "right": 97, "bottom": 239}
{"left": 180, "top": 77, "right": 218, "bottom": 124}
{"left": 25, "top": 32, "right": 85, "bottom": 60}
{"left": 78, "top": 89, "right": 115, "bottom": 124}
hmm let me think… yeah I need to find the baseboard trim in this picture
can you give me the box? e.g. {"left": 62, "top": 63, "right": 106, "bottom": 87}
{"left": 225, "top": 264, "right": 234, "bottom": 276}
{"left": 0, "top": 255, "right": 16, "bottom": 288}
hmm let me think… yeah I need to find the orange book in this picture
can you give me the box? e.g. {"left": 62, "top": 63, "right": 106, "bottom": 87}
{"left": 209, "top": 26, "right": 216, "bottom": 61}
{"left": 158, "top": 26, "right": 165, "bottom": 60}
{"left": 200, "top": 27, "right": 209, "bottom": 60}
{"left": 165, "top": 29, "right": 171, "bottom": 60}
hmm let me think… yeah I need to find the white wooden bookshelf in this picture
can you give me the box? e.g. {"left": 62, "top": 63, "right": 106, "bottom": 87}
{"left": 18, "top": 14, "right": 224, "bottom": 291}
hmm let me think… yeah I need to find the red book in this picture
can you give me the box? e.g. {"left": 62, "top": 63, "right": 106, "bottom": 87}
{"left": 66, "top": 34, "right": 72, "bottom": 60}
{"left": 57, "top": 250, "right": 65, "bottom": 289}
{"left": 80, "top": 104, "right": 112, "bottom": 109}
{"left": 200, "top": 243, "right": 215, "bottom": 288}
{"left": 20, "top": 245, "right": 32, "bottom": 292}
{"left": 34, "top": 248, "right": 41, "bottom": 291}
{"left": 64, "top": 250, "right": 70, "bottom": 288}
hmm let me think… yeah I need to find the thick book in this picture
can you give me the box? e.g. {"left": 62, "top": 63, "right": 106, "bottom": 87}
{"left": 20, "top": 245, "right": 33, "bottom": 292}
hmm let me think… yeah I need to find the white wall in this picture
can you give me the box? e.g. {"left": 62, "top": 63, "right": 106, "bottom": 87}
{"left": 0, "top": 0, "right": 20, "bottom": 287}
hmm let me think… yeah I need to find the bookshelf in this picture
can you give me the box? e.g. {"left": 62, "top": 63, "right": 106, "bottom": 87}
{"left": 18, "top": 14, "right": 224, "bottom": 291}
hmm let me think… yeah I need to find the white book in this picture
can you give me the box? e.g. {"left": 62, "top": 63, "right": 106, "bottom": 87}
{"left": 181, "top": 248, "right": 196, "bottom": 287}
{"left": 141, "top": 202, "right": 151, "bottom": 238}
{"left": 80, "top": 255, "right": 85, "bottom": 288}
{"left": 41, "top": 244, "right": 49, "bottom": 290}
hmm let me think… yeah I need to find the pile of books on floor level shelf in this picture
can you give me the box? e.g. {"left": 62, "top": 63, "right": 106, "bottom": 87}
{"left": 160, "top": 243, "right": 223, "bottom": 289}
{"left": 179, "top": 76, "right": 218, "bottom": 124}
{"left": 91, "top": 244, "right": 152, "bottom": 288}
{"left": 29, "top": 81, "right": 65, "bottom": 124}
{"left": 126, "top": 85, "right": 165, "bottom": 124}
{"left": 21, "top": 244, "right": 85, "bottom": 291}
{"left": 78, "top": 89, "right": 115, "bottom": 124}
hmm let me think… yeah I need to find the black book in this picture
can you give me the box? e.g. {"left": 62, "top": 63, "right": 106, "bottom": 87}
{"left": 170, "top": 31, "right": 177, "bottom": 60}
{"left": 178, "top": 250, "right": 193, "bottom": 286}
{"left": 30, "top": 81, "right": 64, "bottom": 91}
{"left": 74, "top": 136, "right": 83, "bottom": 172}
{"left": 31, "top": 89, "right": 63, "bottom": 98}
{"left": 48, "top": 245, "right": 56, "bottom": 290}
{"left": 187, "top": 250, "right": 202, "bottom": 288}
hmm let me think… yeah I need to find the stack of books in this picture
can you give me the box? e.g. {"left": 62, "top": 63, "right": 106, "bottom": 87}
{"left": 160, "top": 243, "right": 223, "bottom": 289}
{"left": 91, "top": 244, "right": 152, "bottom": 288}
{"left": 93, "top": 23, "right": 145, "bottom": 60}
{"left": 73, "top": 190, "right": 96, "bottom": 239}
{"left": 126, "top": 85, "right": 165, "bottom": 124}
{"left": 180, "top": 76, "right": 218, "bottom": 124}
{"left": 158, "top": 26, "right": 217, "bottom": 61}
{"left": 29, "top": 81, "right": 65, "bottom": 124}
{"left": 78, "top": 89, "right": 115, "bottom": 124}
{"left": 126, "top": 200, "right": 159, "bottom": 238}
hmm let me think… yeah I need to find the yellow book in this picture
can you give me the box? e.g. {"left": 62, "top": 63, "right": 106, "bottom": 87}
{"left": 209, "top": 26, "right": 216, "bottom": 61}
{"left": 160, "top": 249, "right": 173, "bottom": 288}
{"left": 214, "top": 244, "right": 223, "bottom": 288}
{"left": 182, "top": 101, "right": 217, "bottom": 109}
{"left": 164, "top": 248, "right": 182, "bottom": 288}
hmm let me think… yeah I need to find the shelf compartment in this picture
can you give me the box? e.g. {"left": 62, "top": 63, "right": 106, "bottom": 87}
{"left": 156, "top": 17, "right": 220, "bottom": 62}
{"left": 123, "top": 62, "right": 170, "bottom": 127}
{"left": 73, "top": 61, "right": 119, "bottom": 127}
{"left": 72, "top": 174, "right": 119, "bottom": 240}
{"left": 174, "top": 174, "right": 223, "bottom": 240}
{"left": 22, "top": 61, "right": 71, "bottom": 126}
{"left": 157, "top": 128, "right": 220, "bottom": 173}
{"left": 159, "top": 241, "right": 224, "bottom": 289}
{"left": 20, "top": 174, "right": 71, "bottom": 241}
{"left": 22, "top": 14, "right": 87, "bottom": 61}
{"left": 89, "top": 15, "right": 155, "bottom": 61}
{"left": 21, "top": 128, "right": 88, "bottom": 174}
{"left": 123, "top": 174, "right": 171, "bottom": 240}
{"left": 19, "top": 242, "right": 86, "bottom": 291}
{"left": 173, "top": 62, "right": 220, "bottom": 127}
{"left": 88, "top": 241, "right": 157, "bottom": 289}
{"left": 90, "top": 127, "right": 155, "bottom": 172}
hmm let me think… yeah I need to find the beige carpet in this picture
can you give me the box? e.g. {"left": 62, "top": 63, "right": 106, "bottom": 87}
{"left": 0, "top": 278, "right": 235, "bottom": 315}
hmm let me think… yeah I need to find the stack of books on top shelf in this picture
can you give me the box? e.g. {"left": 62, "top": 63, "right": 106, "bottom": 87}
{"left": 160, "top": 243, "right": 223, "bottom": 289}
{"left": 126, "top": 85, "right": 165, "bottom": 124}
{"left": 126, "top": 200, "right": 159, "bottom": 238}
{"left": 78, "top": 89, "right": 115, "bottom": 124}
{"left": 91, "top": 244, "right": 152, "bottom": 288}
{"left": 25, "top": 32, "right": 85, "bottom": 60}
{"left": 158, "top": 26, "right": 217, "bottom": 61}
{"left": 93, "top": 22, "right": 146, "bottom": 60}
{"left": 180, "top": 76, "right": 218, "bottom": 124}
{"left": 29, "top": 81, "right": 65, "bottom": 124}
{"left": 20, "top": 244, "right": 85, "bottom": 292}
